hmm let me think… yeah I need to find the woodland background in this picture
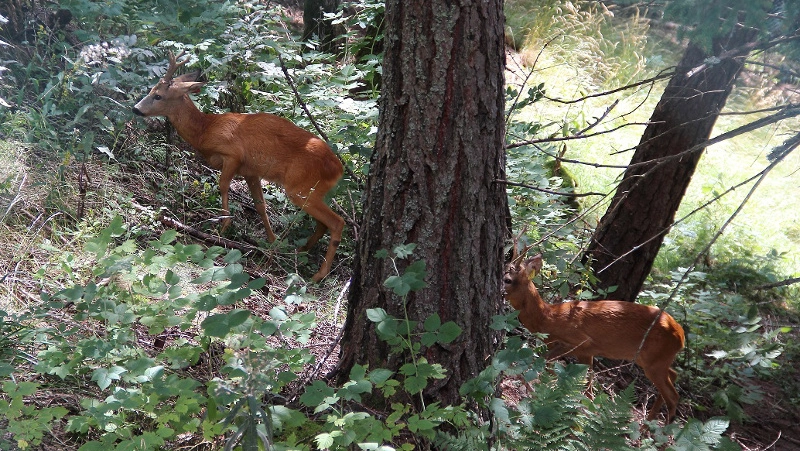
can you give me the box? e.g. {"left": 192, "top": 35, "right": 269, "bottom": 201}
{"left": 1, "top": 0, "right": 799, "bottom": 450}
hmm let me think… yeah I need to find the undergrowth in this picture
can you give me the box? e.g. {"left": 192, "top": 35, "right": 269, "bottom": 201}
{"left": 0, "top": 220, "right": 746, "bottom": 450}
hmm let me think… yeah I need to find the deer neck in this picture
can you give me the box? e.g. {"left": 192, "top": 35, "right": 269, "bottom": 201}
{"left": 167, "top": 96, "right": 212, "bottom": 150}
{"left": 514, "top": 282, "right": 552, "bottom": 331}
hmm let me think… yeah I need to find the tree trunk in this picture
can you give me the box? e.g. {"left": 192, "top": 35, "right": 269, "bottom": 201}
{"left": 585, "top": 28, "right": 758, "bottom": 302}
{"left": 336, "top": 0, "right": 507, "bottom": 409}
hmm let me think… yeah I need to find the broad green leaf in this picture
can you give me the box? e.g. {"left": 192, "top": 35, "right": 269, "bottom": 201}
{"left": 368, "top": 368, "right": 394, "bottom": 385}
{"left": 403, "top": 375, "right": 426, "bottom": 394}
{"left": 315, "top": 433, "right": 335, "bottom": 449}
{"left": 392, "top": 243, "right": 416, "bottom": 258}
{"left": 160, "top": 229, "right": 178, "bottom": 244}
{"left": 300, "top": 380, "right": 336, "bottom": 408}
{"left": 384, "top": 275, "right": 410, "bottom": 297}
{"left": 423, "top": 314, "right": 441, "bottom": 331}
{"left": 201, "top": 313, "right": 232, "bottom": 337}
{"left": 91, "top": 366, "right": 126, "bottom": 390}
{"left": 227, "top": 309, "right": 251, "bottom": 328}
{"left": 438, "top": 322, "right": 462, "bottom": 343}
{"left": 366, "top": 308, "right": 389, "bottom": 322}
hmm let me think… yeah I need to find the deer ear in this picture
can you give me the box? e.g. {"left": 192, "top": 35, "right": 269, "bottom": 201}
{"left": 524, "top": 254, "right": 543, "bottom": 278}
{"left": 174, "top": 70, "right": 203, "bottom": 83}
{"left": 172, "top": 81, "right": 205, "bottom": 94}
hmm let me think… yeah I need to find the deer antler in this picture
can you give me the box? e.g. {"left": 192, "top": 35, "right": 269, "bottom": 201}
{"left": 163, "top": 50, "right": 189, "bottom": 83}
{"left": 510, "top": 226, "right": 533, "bottom": 265}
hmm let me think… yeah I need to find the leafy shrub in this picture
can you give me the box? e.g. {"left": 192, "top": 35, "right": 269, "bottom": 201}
{"left": 639, "top": 270, "right": 786, "bottom": 423}
{"left": 0, "top": 218, "right": 745, "bottom": 450}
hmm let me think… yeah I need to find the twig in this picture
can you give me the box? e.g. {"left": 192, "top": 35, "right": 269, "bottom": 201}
{"left": 496, "top": 179, "right": 605, "bottom": 198}
{"left": 276, "top": 52, "right": 361, "bottom": 183}
{"left": 287, "top": 278, "right": 350, "bottom": 403}
{"left": 506, "top": 120, "right": 653, "bottom": 151}
{"left": 543, "top": 69, "right": 674, "bottom": 105}
{"left": 754, "top": 278, "right": 800, "bottom": 290}
{"left": 158, "top": 215, "right": 261, "bottom": 255}
{"left": 131, "top": 200, "right": 263, "bottom": 255}
{"left": 505, "top": 35, "right": 559, "bottom": 124}
{"left": 576, "top": 99, "right": 619, "bottom": 136}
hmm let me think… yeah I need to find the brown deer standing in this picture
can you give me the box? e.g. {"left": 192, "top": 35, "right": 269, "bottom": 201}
{"left": 133, "top": 51, "right": 344, "bottom": 282}
{"left": 502, "top": 252, "right": 685, "bottom": 422}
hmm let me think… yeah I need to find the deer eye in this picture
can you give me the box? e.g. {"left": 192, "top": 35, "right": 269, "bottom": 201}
{"left": 153, "top": 94, "right": 162, "bottom": 101}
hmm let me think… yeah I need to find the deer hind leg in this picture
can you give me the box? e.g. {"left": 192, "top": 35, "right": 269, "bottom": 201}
{"left": 288, "top": 190, "right": 344, "bottom": 282}
{"left": 244, "top": 176, "right": 276, "bottom": 242}
{"left": 298, "top": 221, "right": 328, "bottom": 252}
{"left": 217, "top": 164, "right": 237, "bottom": 232}
{"left": 644, "top": 366, "right": 679, "bottom": 422}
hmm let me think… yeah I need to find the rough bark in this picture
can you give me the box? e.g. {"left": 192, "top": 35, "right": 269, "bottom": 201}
{"left": 336, "top": 0, "right": 507, "bottom": 409}
{"left": 586, "top": 28, "right": 759, "bottom": 302}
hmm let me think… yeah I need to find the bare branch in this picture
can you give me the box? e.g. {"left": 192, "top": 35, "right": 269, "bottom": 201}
{"left": 506, "top": 120, "right": 653, "bottom": 151}
{"left": 495, "top": 179, "right": 606, "bottom": 198}
{"left": 755, "top": 278, "right": 800, "bottom": 290}
{"left": 543, "top": 69, "right": 674, "bottom": 105}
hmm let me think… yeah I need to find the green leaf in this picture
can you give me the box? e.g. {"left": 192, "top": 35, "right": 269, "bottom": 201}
{"left": 270, "top": 405, "right": 307, "bottom": 430}
{"left": 402, "top": 260, "right": 427, "bottom": 291}
{"left": 247, "top": 277, "right": 266, "bottom": 290}
{"left": 91, "top": 366, "right": 126, "bottom": 390}
{"left": 315, "top": 432, "right": 335, "bottom": 449}
{"left": 349, "top": 364, "right": 368, "bottom": 380}
{"left": 384, "top": 275, "right": 410, "bottom": 297}
{"left": 423, "top": 314, "right": 441, "bottom": 331}
{"left": 392, "top": 243, "right": 416, "bottom": 258}
{"left": 164, "top": 269, "right": 181, "bottom": 285}
{"left": 223, "top": 249, "right": 243, "bottom": 263}
{"left": 300, "top": 380, "right": 336, "bottom": 408}
{"left": 421, "top": 332, "right": 438, "bottom": 347}
{"left": 368, "top": 368, "right": 394, "bottom": 385}
{"left": 201, "top": 312, "right": 241, "bottom": 338}
{"left": 399, "top": 362, "right": 417, "bottom": 376}
{"left": 702, "top": 417, "right": 730, "bottom": 439}
{"left": 415, "top": 361, "right": 446, "bottom": 379}
{"left": 227, "top": 272, "right": 250, "bottom": 288}
{"left": 77, "top": 441, "right": 105, "bottom": 451}
{"left": 404, "top": 375, "right": 427, "bottom": 394}
{"left": 407, "top": 414, "right": 437, "bottom": 434}
{"left": 160, "top": 229, "right": 178, "bottom": 244}
{"left": 438, "top": 321, "right": 462, "bottom": 343}
{"left": 227, "top": 309, "right": 251, "bottom": 327}
{"left": 340, "top": 379, "right": 372, "bottom": 401}
{"left": 366, "top": 308, "right": 389, "bottom": 322}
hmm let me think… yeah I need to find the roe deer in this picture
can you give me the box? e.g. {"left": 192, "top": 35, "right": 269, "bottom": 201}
{"left": 133, "top": 51, "right": 344, "bottom": 282}
{"left": 502, "top": 253, "right": 685, "bottom": 422}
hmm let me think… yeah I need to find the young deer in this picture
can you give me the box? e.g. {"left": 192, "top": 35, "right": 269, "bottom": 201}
{"left": 502, "top": 254, "right": 685, "bottom": 422}
{"left": 133, "top": 51, "right": 344, "bottom": 282}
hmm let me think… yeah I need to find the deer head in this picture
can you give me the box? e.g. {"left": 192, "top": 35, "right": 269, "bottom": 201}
{"left": 133, "top": 51, "right": 204, "bottom": 118}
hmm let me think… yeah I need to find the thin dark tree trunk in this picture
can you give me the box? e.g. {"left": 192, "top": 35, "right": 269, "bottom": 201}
{"left": 302, "top": 0, "right": 340, "bottom": 53}
{"left": 586, "top": 27, "right": 758, "bottom": 302}
{"left": 336, "top": 0, "right": 507, "bottom": 410}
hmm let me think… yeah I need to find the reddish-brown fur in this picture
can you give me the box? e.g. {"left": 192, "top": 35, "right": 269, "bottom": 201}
{"left": 502, "top": 254, "right": 685, "bottom": 422}
{"left": 133, "top": 52, "right": 344, "bottom": 282}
